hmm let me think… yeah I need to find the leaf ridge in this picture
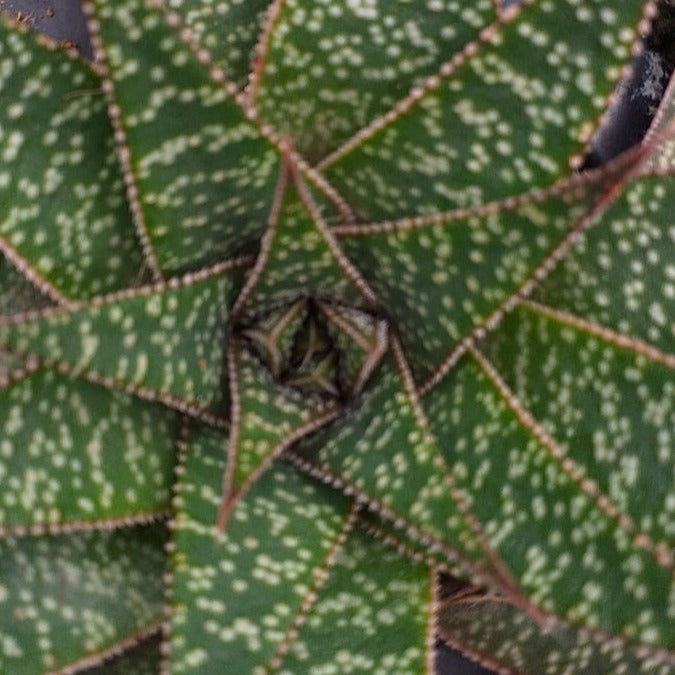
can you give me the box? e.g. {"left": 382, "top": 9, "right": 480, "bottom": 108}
{"left": 331, "top": 151, "right": 647, "bottom": 237}
{"left": 469, "top": 344, "right": 675, "bottom": 571}
{"left": 0, "top": 255, "right": 252, "bottom": 329}
{"left": 0, "top": 509, "right": 171, "bottom": 540}
{"left": 244, "top": 0, "right": 286, "bottom": 111}
{"left": 521, "top": 298, "right": 675, "bottom": 369}
{"left": 264, "top": 500, "right": 360, "bottom": 673}
{"left": 81, "top": 0, "right": 165, "bottom": 284}
{"left": 316, "top": 13, "right": 516, "bottom": 172}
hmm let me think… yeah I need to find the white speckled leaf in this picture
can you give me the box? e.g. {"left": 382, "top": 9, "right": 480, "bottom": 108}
{"left": 255, "top": 0, "right": 496, "bottom": 160}
{"left": 437, "top": 589, "right": 675, "bottom": 675}
{"left": 224, "top": 345, "right": 330, "bottom": 500}
{"left": 424, "top": 354, "right": 674, "bottom": 649}
{"left": 0, "top": 370, "right": 177, "bottom": 532}
{"left": 338, "top": 164, "right": 633, "bottom": 380}
{"left": 86, "top": 0, "right": 280, "bottom": 274}
{"left": 292, "top": 355, "right": 487, "bottom": 569}
{"left": 276, "top": 527, "right": 432, "bottom": 675}
{"left": 236, "top": 172, "right": 363, "bottom": 315}
{"left": 0, "top": 524, "right": 166, "bottom": 675}
{"left": 323, "top": 0, "right": 644, "bottom": 219}
{"left": 154, "top": 0, "right": 271, "bottom": 89}
{"left": 532, "top": 173, "right": 675, "bottom": 355}
{"left": 0, "top": 270, "right": 235, "bottom": 410}
{"left": 482, "top": 305, "right": 674, "bottom": 546}
{"left": 0, "top": 19, "right": 143, "bottom": 300}
{"left": 168, "top": 424, "right": 354, "bottom": 673}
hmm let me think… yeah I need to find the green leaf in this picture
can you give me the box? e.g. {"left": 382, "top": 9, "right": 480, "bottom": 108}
{"left": 424, "top": 353, "right": 674, "bottom": 647}
{"left": 292, "top": 355, "right": 486, "bottom": 569}
{"left": 532, "top": 174, "right": 675, "bottom": 355}
{"left": 0, "top": 369, "right": 177, "bottom": 532}
{"left": 255, "top": 0, "right": 496, "bottom": 160}
{"left": 87, "top": 0, "right": 280, "bottom": 275}
{"left": 232, "top": 164, "right": 366, "bottom": 316}
{"left": 482, "top": 304, "right": 674, "bottom": 546}
{"left": 168, "top": 424, "right": 354, "bottom": 673}
{"left": 0, "top": 267, "right": 238, "bottom": 411}
{"left": 218, "top": 344, "right": 336, "bottom": 527}
{"left": 275, "top": 527, "right": 432, "bottom": 674}
{"left": 338, "top": 164, "right": 633, "bottom": 380}
{"left": 158, "top": 0, "right": 271, "bottom": 89}
{"left": 323, "top": 0, "right": 644, "bottom": 219}
{"left": 437, "top": 586, "right": 674, "bottom": 675}
{"left": 0, "top": 524, "right": 167, "bottom": 675}
{"left": 0, "top": 18, "right": 143, "bottom": 300}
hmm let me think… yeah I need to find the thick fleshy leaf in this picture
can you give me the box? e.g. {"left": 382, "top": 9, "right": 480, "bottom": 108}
{"left": 0, "top": 19, "right": 143, "bottom": 299}
{"left": 0, "top": 269, "right": 236, "bottom": 409}
{"left": 532, "top": 173, "right": 675, "bottom": 354}
{"left": 338, "top": 165, "right": 633, "bottom": 380}
{"left": 323, "top": 0, "right": 644, "bottom": 219}
{"left": 437, "top": 592, "right": 675, "bottom": 675}
{"left": 255, "top": 0, "right": 496, "bottom": 159}
{"left": 168, "top": 424, "right": 354, "bottom": 673}
{"left": 87, "top": 0, "right": 280, "bottom": 274}
{"left": 0, "top": 524, "right": 167, "bottom": 675}
{"left": 0, "top": 369, "right": 177, "bottom": 531}
{"left": 481, "top": 304, "right": 674, "bottom": 545}
{"left": 234, "top": 165, "right": 367, "bottom": 318}
{"left": 424, "top": 354, "right": 674, "bottom": 649}
{"left": 159, "top": 0, "right": 270, "bottom": 88}
{"left": 276, "top": 527, "right": 432, "bottom": 674}
{"left": 81, "top": 634, "right": 162, "bottom": 675}
{"left": 221, "top": 345, "right": 333, "bottom": 515}
{"left": 292, "top": 355, "right": 486, "bottom": 569}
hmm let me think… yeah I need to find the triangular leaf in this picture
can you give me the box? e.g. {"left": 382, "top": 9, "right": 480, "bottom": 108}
{"left": 0, "top": 524, "right": 167, "bottom": 675}
{"left": 0, "top": 370, "right": 177, "bottom": 532}
{"left": 86, "top": 0, "right": 280, "bottom": 274}
{"left": 168, "top": 424, "right": 355, "bottom": 673}
{"left": 0, "top": 268, "right": 237, "bottom": 411}
{"left": 0, "top": 19, "right": 143, "bottom": 299}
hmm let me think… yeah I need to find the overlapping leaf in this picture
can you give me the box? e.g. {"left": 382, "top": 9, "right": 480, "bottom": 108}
{"left": 0, "top": 0, "right": 674, "bottom": 673}
{"left": 0, "top": 19, "right": 143, "bottom": 301}
{"left": 0, "top": 524, "right": 166, "bottom": 674}
{"left": 0, "top": 369, "right": 177, "bottom": 532}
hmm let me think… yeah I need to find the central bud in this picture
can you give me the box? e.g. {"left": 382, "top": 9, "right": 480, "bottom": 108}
{"left": 236, "top": 297, "right": 388, "bottom": 403}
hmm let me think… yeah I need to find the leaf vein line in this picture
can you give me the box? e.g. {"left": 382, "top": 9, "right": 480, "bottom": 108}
{"left": 0, "top": 509, "right": 171, "bottom": 540}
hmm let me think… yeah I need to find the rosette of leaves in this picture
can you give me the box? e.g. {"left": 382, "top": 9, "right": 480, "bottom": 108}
{"left": 0, "top": 1, "right": 674, "bottom": 673}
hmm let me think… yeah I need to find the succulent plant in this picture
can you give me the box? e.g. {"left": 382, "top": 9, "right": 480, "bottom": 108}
{"left": 0, "top": 0, "right": 674, "bottom": 673}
